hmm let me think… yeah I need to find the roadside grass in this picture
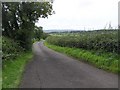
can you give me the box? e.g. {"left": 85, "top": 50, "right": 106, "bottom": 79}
{"left": 0, "top": 69, "right": 2, "bottom": 90}
{"left": 45, "top": 42, "right": 119, "bottom": 73}
{"left": 2, "top": 52, "right": 33, "bottom": 88}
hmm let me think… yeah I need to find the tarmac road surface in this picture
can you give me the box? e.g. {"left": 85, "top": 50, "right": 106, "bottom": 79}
{"left": 20, "top": 42, "right": 118, "bottom": 88}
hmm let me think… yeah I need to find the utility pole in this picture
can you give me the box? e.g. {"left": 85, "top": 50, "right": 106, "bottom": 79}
{"left": 108, "top": 22, "right": 112, "bottom": 29}
{"left": 104, "top": 23, "right": 107, "bottom": 29}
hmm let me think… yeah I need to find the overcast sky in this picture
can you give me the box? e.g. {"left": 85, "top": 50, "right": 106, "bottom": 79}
{"left": 35, "top": 0, "right": 119, "bottom": 30}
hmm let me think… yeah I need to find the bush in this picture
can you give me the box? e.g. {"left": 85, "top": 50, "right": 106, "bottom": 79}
{"left": 2, "top": 37, "right": 24, "bottom": 61}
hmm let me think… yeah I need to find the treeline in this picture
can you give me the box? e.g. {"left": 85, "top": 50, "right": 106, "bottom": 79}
{"left": 33, "top": 26, "right": 49, "bottom": 41}
{"left": 2, "top": 2, "right": 53, "bottom": 61}
{"left": 46, "top": 30, "right": 118, "bottom": 53}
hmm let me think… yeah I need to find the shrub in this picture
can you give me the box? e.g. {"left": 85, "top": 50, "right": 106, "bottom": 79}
{"left": 2, "top": 37, "right": 24, "bottom": 61}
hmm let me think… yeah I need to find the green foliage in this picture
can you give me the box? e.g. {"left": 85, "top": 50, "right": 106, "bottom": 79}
{"left": 45, "top": 43, "right": 119, "bottom": 73}
{"left": 46, "top": 30, "right": 118, "bottom": 53}
{"left": 42, "top": 33, "right": 49, "bottom": 40}
{"left": 2, "top": 37, "right": 24, "bottom": 61}
{"left": 0, "top": 36, "right": 2, "bottom": 55}
{"left": 32, "top": 26, "right": 49, "bottom": 42}
{"left": 33, "top": 26, "right": 43, "bottom": 40}
{"left": 2, "top": 52, "right": 32, "bottom": 88}
{"left": 2, "top": 2, "right": 54, "bottom": 50}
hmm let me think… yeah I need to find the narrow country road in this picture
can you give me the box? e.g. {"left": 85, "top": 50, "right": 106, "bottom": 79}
{"left": 20, "top": 42, "right": 118, "bottom": 88}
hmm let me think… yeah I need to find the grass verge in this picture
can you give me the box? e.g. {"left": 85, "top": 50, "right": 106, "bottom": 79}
{"left": 45, "top": 42, "right": 119, "bottom": 74}
{"left": 2, "top": 51, "right": 33, "bottom": 88}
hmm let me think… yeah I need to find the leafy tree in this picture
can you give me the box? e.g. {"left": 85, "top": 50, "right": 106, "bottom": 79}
{"left": 2, "top": 2, "right": 54, "bottom": 50}
{"left": 42, "top": 32, "right": 49, "bottom": 40}
{"left": 33, "top": 26, "right": 43, "bottom": 40}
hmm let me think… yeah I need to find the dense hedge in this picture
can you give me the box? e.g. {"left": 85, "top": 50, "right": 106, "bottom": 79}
{"left": 2, "top": 37, "right": 24, "bottom": 61}
{"left": 46, "top": 30, "right": 118, "bottom": 53}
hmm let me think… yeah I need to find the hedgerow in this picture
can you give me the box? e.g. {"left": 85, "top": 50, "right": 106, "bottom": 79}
{"left": 46, "top": 30, "right": 118, "bottom": 53}
{"left": 2, "top": 37, "right": 24, "bottom": 61}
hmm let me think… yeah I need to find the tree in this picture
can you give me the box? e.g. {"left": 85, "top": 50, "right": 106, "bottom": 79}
{"left": 33, "top": 26, "right": 43, "bottom": 40}
{"left": 2, "top": 2, "right": 54, "bottom": 50}
{"left": 42, "top": 32, "right": 49, "bottom": 40}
